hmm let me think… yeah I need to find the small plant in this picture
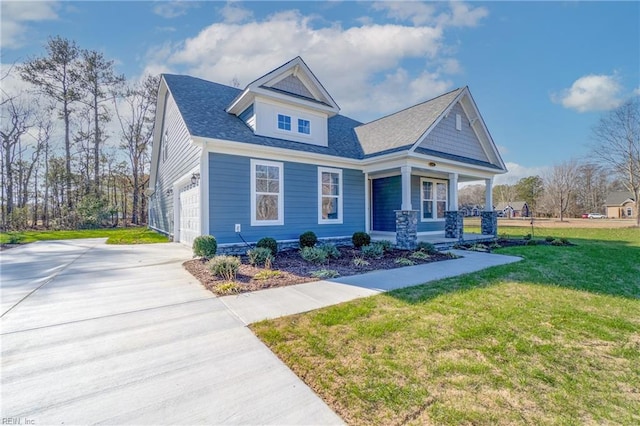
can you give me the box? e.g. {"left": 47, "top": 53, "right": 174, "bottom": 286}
{"left": 214, "top": 281, "right": 242, "bottom": 295}
{"left": 526, "top": 239, "right": 538, "bottom": 246}
{"left": 394, "top": 258, "right": 415, "bottom": 266}
{"left": 256, "top": 237, "right": 278, "bottom": 256}
{"left": 299, "top": 231, "right": 318, "bottom": 248}
{"left": 545, "top": 236, "right": 554, "bottom": 242}
{"left": 5, "top": 232, "right": 23, "bottom": 244}
{"left": 192, "top": 235, "right": 217, "bottom": 259}
{"left": 361, "top": 243, "right": 384, "bottom": 259}
{"left": 444, "top": 251, "right": 460, "bottom": 259}
{"left": 253, "top": 270, "right": 282, "bottom": 280}
{"left": 490, "top": 242, "right": 501, "bottom": 249}
{"left": 300, "top": 246, "right": 328, "bottom": 264}
{"left": 416, "top": 241, "right": 437, "bottom": 254}
{"left": 319, "top": 243, "right": 341, "bottom": 259}
{"left": 310, "top": 269, "right": 340, "bottom": 279}
{"left": 523, "top": 233, "right": 532, "bottom": 241}
{"left": 352, "top": 231, "right": 371, "bottom": 248}
{"left": 551, "top": 239, "right": 564, "bottom": 246}
{"left": 376, "top": 240, "right": 393, "bottom": 253}
{"left": 468, "top": 243, "right": 489, "bottom": 252}
{"left": 560, "top": 237, "right": 570, "bottom": 245}
{"left": 208, "top": 255, "right": 241, "bottom": 281}
{"left": 247, "top": 247, "right": 274, "bottom": 267}
{"left": 411, "top": 250, "right": 431, "bottom": 260}
{"left": 352, "top": 257, "right": 370, "bottom": 267}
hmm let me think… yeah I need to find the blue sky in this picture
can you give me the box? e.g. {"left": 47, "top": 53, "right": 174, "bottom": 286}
{"left": 2, "top": 1, "right": 639, "bottom": 184}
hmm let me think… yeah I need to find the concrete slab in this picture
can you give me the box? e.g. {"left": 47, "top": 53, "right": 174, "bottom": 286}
{"left": 1, "top": 239, "right": 343, "bottom": 425}
{"left": 221, "top": 249, "right": 522, "bottom": 324}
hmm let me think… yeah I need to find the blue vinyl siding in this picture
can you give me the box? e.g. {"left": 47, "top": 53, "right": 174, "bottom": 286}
{"left": 372, "top": 176, "right": 401, "bottom": 232}
{"left": 411, "top": 175, "right": 446, "bottom": 232}
{"left": 208, "top": 153, "right": 365, "bottom": 244}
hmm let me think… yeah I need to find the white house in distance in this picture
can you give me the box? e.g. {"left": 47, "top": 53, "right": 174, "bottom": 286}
{"left": 147, "top": 57, "right": 507, "bottom": 252}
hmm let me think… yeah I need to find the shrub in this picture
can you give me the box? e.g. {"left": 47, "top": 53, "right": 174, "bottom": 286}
{"left": 253, "top": 270, "right": 281, "bottom": 280}
{"left": 468, "top": 244, "right": 489, "bottom": 252}
{"left": 208, "top": 255, "right": 241, "bottom": 281}
{"left": 353, "top": 257, "right": 370, "bottom": 267}
{"left": 300, "top": 246, "right": 327, "bottom": 264}
{"left": 560, "top": 237, "right": 570, "bottom": 245}
{"left": 376, "top": 240, "right": 393, "bottom": 252}
{"left": 416, "top": 241, "right": 437, "bottom": 254}
{"left": 361, "top": 243, "right": 383, "bottom": 259}
{"left": 523, "top": 233, "right": 532, "bottom": 241}
{"left": 214, "top": 281, "right": 242, "bottom": 295}
{"left": 319, "top": 243, "right": 341, "bottom": 259}
{"left": 352, "top": 231, "right": 371, "bottom": 248}
{"left": 256, "top": 237, "right": 278, "bottom": 256}
{"left": 247, "top": 247, "right": 274, "bottom": 267}
{"left": 394, "top": 258, "right": 415, "bottom": 266}
{"left": 444, "top": 251, "right": 460, "bottom": 259}
{"left": 310, "top": 269, "right": 340, "bottom": 279}
{"left": 545, "top": 236, "right": 555, "bottom": 242}
{"left": 490, "top": 242, "right": 502, "bottom": 249}
{"left": 551, "top": 239, "right": 564, "bottom": 246}
{"left": 5, "top": 232, "right": 23, "bottom": 244}
{"left": 299, "top": 231, "right": 318, "bottom": 248}
{"left": 411, "top": 250, "right": 431, "bottom": 260}
{"left": 526, "top": 239, "right": 538, "bottom": 246}
{"left": 193, "top": 235, "right": 218, "bottom": 259}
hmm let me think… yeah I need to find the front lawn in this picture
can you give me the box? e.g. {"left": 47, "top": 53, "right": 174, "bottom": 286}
{"left": 0, "top": 227, "right": 169, "bottom": 245}
{"left": 252, "top": 227, "right": 640, "bottom": 425}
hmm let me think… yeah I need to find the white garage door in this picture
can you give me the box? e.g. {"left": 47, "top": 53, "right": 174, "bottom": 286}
{"left": 179, "top": 185, "right": 200, "bottom": 246}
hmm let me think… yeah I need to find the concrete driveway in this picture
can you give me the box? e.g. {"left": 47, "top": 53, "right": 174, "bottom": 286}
{"left": 0, "top": 239, "right": 342, "bottom": 425}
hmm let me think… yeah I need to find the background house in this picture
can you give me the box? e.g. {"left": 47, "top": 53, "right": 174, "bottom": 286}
{"left": 495, "top": 201, "right": 530, "bottom": 218}
{"left": 605, "top": 191, "right": 636, "bottom": 218}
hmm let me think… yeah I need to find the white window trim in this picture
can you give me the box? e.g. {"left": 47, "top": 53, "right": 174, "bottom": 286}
{"left": 420, "top": 177, "right": 448, "bottom": 222}
{"left": 277, "top": 114, "right": 291, "bottom": 132}
{"left": 298, "top": 118, "right": 311, "bottom": 135}
{"left": 318, "top": 167, "right": 343, "bottom": 224}
{"left": 250, "top": 159, "right": 284, "bottom": 226}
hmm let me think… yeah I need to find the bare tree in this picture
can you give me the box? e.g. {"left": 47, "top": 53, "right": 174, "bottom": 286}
{"left": 114, "top": 75, "right": 159, "bottom": 225}
{"left": 458, "top": 184, "right": 485, "bottom": 208}
{"left": 20, "top": 36, "right": 82, "bottom": 209}
{"left": 544, "top": 160, "right": 580, "bottom": 221}
{"left": 592, "top": 97, "right": 640, "bottom": 226}
{"left": 493, "top": 184, "right": 516, "bottom": 206}
{"left": 575, "top": 163, "right": 609, "bottom": 214}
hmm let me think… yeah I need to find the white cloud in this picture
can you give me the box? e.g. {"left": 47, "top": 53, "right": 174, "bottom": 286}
{"left": 553, "top": 74, "right": 623, "bottom": 112}
{"left": 372, "top": 1, "right": 436, "bottom": 26}
{"left": 219, "top": 2, "right": 253, "bottom": 24}
{"left": 1, "top": 1, "right": 59, "bottom": 49}
{"left": 143, "top": 8, "right": 473, "bottom": 120}
{"left": 153, "top": 1, "right": 197, "bottom": 19}
{"left": 372, "top": 1, "right": 488, "bottom": 28}
{"left": 494, "top": 162, "right": 549, "bottom": 185}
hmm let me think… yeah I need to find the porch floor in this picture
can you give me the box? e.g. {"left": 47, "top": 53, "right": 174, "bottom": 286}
{"left": 370, "top": 232, "right": 494, "bottom": 249}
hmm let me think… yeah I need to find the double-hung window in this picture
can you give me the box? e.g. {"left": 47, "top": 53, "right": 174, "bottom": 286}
{"left": 277, "top": 114, "right": 291, "bottom": 131}
{"left": 318, "top": 167, "right": 343, "bottom": 224}
{"left": 421, "top": 178, "right": 448, "bottom": 220}
{"left": 251, "top": 159, "right": 284, "bottom": 226}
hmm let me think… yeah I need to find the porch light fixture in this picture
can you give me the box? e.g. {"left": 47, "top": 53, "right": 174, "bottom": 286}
{"left": 429, "top": 162, "right": 437, "bottom": 167}
{"left": 191, "top": 173, "right": 200, "bottom": 185}
{"left": 166, "top": 188, "right": 173, "bottom": 196}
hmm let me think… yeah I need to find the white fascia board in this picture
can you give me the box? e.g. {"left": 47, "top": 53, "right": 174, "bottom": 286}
{"left": 462, "top": 89, "right": 507, "bottom": 171}
{"left": 194, "top": 136, "right": 360, "bottom": 169}
{"left": 148, "top": 79, "right": 169, "bottom": 195}
{"left": 408, "top": 150, "right": 506, "bottom": 176}
{"left": 255, "top": 95, "right": 330, "bottom": 119}
{"left": 252, "top": 87, "right": 338, "bottom": 115}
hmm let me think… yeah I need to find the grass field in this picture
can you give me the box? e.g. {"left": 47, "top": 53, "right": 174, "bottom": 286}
{"left": 0, "top": 227, "right": 169, "bottom": 245}
{"left": 253, "top": 227, "right": 640, "bottom": 425}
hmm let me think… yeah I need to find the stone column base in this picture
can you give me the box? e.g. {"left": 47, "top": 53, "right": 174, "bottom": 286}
{"left": 481, "top": 211, "right": 498, "bottom": 236}
{"left": 445, "top": 211, "right": 464, "bottom": 241}
{"left": 395, "top": 210, "right": 418, "bottom": 250}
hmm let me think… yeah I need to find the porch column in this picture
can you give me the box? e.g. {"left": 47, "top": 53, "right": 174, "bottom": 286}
{"left": 449, "top": 173, "right": 459, "bottom": 210}
{"left": 395, "top": 210, "right": 418, "bottom": 250}
{"left": 364, "top": 173, "right": 370, "bottom": 233}
{"left": 401, "top": 165, "right": 412, "bottom": 210}
{"left": 485, "top": 177, "right": 493, "bottom": 211}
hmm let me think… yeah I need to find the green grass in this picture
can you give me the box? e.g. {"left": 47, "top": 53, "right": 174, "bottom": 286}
{"left": 252, "top": 227, "right": 640, "bottom": 425}
{"left": 0, "top": 227, "right": 169, "bottom": 245}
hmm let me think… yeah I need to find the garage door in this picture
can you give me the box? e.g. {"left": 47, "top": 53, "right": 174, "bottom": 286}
{"left": 179, "top": 184, "right": 200, "bottom": 246}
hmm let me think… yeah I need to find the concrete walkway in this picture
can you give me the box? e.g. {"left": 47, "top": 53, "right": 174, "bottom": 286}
{"left": 1, "top": 239, "right": 342, "bottom": 425}
{"left": 220, "top": 250, "right": 522, "bottom": 325}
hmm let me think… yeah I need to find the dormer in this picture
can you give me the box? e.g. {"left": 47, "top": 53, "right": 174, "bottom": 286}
{"left": 226, "top": 57, "right": 340, "bottom": 147}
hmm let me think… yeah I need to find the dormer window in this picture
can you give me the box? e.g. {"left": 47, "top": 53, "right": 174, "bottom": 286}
{"left": 298, "top": 119, "right": 310, "bottom": 135}
{"left": 277, "top": 114, "right": 291, "bottom": 131}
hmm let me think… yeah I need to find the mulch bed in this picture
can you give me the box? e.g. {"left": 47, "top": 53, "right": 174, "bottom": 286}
{"left": 184, "top": 246, "right": 455, "bottom": 295}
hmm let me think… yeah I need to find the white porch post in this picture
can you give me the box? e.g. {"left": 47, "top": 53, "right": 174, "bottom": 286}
{"left": 401, "top": 165, "right": 412, "bottom": 210}
{"left": 485, "top": 177, "right": 493, "bottom": 211}
{"left": 364, "top": 172, "right": 370, "bottom": 233}
{"left": 449, "top": 173, "right": 459, "bottom": 210}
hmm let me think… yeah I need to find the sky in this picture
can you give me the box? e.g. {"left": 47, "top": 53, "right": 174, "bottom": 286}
{"left": 2, "top": 1, "right": 639, "bottom": 184}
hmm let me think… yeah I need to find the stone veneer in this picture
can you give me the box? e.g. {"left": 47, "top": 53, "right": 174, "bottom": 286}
{"left": 481, "top": 211, "right": 498, "bottom": 236}
{"left": 395, "top": 210, "right": 418, "bottom": 250}
{"left": 445, "top": 211, "right": 464, "bottom": 241}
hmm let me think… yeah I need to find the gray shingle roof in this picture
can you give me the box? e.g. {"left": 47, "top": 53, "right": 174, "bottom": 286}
{"left": 354, "top": 88, "right": 464, "bottom": 156}
{"left": 163, "top": 74, "right": 364, "bottom": 159}
{"left": 605, "top": 191, "right": 636, "bottom": 206}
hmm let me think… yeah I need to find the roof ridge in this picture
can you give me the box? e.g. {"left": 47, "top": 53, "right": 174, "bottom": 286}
{"left": 357, "top": 86, "right": 464, "bottom": 127}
